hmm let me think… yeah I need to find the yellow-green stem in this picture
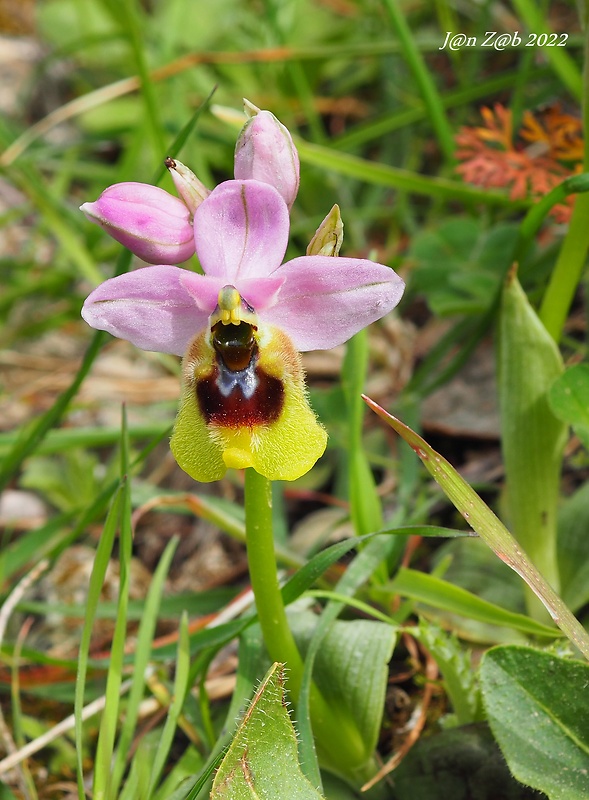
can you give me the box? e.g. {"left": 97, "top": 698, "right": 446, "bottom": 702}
{"left": 539, "top": 16, "right": 589, "bottom": 341}
{"left": 244, "top": 468, "right": 371, "bottom": 771}
{"left": 244, "top": 468, "right": 305, "bottom": 697}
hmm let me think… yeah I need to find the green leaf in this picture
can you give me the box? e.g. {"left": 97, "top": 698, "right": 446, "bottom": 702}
{"left": 415, "top": 619, "right": 482, "bottom": 725}
{"left": 509, "top": 0, "right": 582, "bottom": 98}
{"left": 146, "top": 612, "right": 192, "bottom": 798}
{"left": 499, "top": 273, "right": 567, "bottom": 611}
{"left": 111, "top": 536, "right": 179, "bottom": 798}
{"left": 210, "top": 663, "right": 325, "bottom": 799}
{"left": 391, "top": 723, "right": 540, "bottom": 799}
{"left": 481, "top": 646, "right": 589, "bottom": 799}
{"left": 294, "top": 532, "right": 407, "bottom": 785}
{"left": 20, "top": 449, "right": 103, "bottom": 512}
{"left": 549, "top": 364, "right": 589, "bottom": 451}
{"left": 289, "top": 611, "right": 396, "bottom": 777}
{"left": 557, "top": 482, "right": 589, "bottom": 613}
{"left": 342, "top": 329, "right": 383, "bottom": 538}
{"left": 295, "top": 139, "right": 525, "bottom": 208}
{"left": 408, "top": 219, "right": 519, "bottom": 316}
{"left": 388, "top": 567, "right": 558, "bottom": 639}
{"left": 93, "top": 414, "right": 133, "bottom": 800}
{"left": 75, "top": 481, "right": 124, "bottom": 797}
{"left": 0, "top": 783, "right": 20, "bottom": 800}
{"left": 0, "top": 330, "right": 106, "bottom": 494}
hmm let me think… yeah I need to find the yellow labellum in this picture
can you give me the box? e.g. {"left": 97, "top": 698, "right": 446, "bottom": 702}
{"left": 170, "top": 322, "right": 327, "bottom": 482}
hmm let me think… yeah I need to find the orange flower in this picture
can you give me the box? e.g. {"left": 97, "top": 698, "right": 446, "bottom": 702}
{"left": 455, "top": 103, "right": 583, "bottom": 223}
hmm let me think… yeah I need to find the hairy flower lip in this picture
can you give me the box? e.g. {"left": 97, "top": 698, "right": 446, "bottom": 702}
{"left": 81, "top": 182, "right": 196, "bottom": 264}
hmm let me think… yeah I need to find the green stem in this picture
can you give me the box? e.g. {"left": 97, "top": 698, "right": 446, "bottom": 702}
{"left": 539, "top": 16, "right": 589, "bottom": 341}
{"left": 122, "top": 0, "right": 167, "bottom": 160}
{"left": 538, "top": 193, "right": 589, "bottom": 341}
{"left": 244, "top": 469, "right": 305, "bottom": 698}
{"left": 381, "top": 0, "right": 455, "bottom": 162}
{"left": 510, "top": 0, "right": 583, "bottom": 99}
{"left": 244, "top": 468, "right": 375, "bottom": 771}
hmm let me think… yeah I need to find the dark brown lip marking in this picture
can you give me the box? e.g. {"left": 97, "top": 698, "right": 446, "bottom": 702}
{"left": 197, "top": 320, "right": 284, "bottom": 427}
{"left": 197, "top": 364, "right": 284, "bottom": 428}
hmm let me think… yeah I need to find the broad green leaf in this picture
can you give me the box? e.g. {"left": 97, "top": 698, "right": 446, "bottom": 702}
{"left": 0, "top": 783, "right": 20, "bottom": 800}
{"left": 289, "top": 611, "right": 396, "bottom": 775}
{"left": 549, "top": 364, "right": 589, "bottom": 451}
{"left": 408, "top": 219, "right": 520, "bottom": 316}
{"left": 391, "top": 723, "right": 540, "bottom": 799}
{"left": 362, "top": 396, "right": 589, "bottom": 661}
{"left": 481, "top": 646, "right": 589, "bottom": 798}
{"left": 210, "top": 663, "right": 325, "bottom": 800}
{"left": 499, "top": 272, "right": 566, "bottom": 612}
{"left": 182, "top": 624, "right": 288, "bottom": 800}
{"left": 294, "top": 532, "right": 407, "bottom": 785}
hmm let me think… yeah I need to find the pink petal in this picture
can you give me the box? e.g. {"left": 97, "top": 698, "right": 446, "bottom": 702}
{"left": 259, "top": 256, "right": 405, "bottom": 351}
{"left": 193, "top": 180, "right": 289, "bottom": 283}
{"left": 237, "top": 275, "right": 285, "bottom": 312}
{"left": 81, "top": 266, "right": 222, "bottom": 356}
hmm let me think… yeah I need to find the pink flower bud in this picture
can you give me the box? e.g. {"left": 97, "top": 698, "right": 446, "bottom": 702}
{"left": 165, "top": 157, "right": 210, "bottom": 215}
{"left": 234, "top": 103, "right": 300, "bottom": 209}
{"left": 80, "top": 182, "right": 196, "bottom": 264}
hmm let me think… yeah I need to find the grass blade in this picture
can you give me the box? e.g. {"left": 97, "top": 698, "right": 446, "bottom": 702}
{"left": 363, "top": 396, "right": 589, "bottom": 661}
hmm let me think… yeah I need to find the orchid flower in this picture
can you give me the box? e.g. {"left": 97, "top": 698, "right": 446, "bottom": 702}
{"left": 83, "top": 179, "right": 404, "bottom": 481}
{"left": 79, "top": 105, "right": 297, "bottom": 265}
{"left": 81, "top": 108, "right": 405, "bottom": 483}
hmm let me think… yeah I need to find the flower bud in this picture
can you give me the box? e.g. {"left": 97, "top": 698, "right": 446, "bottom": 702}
{"left": 306, "top": 204, "right": 344, "bottom": 257}
{"left": 234, "top": 102, "right": 300, "bottom": 209}
{"left": 80, "top": 182, "right": 196, "bottom": 264}
{"left": 165, "top": 157, "right": 210, "bottom": 215}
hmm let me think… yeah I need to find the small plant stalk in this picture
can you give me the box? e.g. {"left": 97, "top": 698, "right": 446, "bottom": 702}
{"left": 243, "top": 468, "right": 370, "bottom": 772}
{"left": 244, "top": 468, "right": 305, "bottom": 695}
{"left": 539, "top": 14, "right": 589, "bottom": 341}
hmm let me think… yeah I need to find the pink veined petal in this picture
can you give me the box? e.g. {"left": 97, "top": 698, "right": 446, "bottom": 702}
{"left": 236, "top": 275, "right": 285, "bottom": 312}
{"left": 81, "top": 265, "right": 223, "bottom": 356}
{"left": 259, "top": 256, "right": 405, "bottom": 352}
{"left": 193, "top": 180, "right": 289, "bottom": 283}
